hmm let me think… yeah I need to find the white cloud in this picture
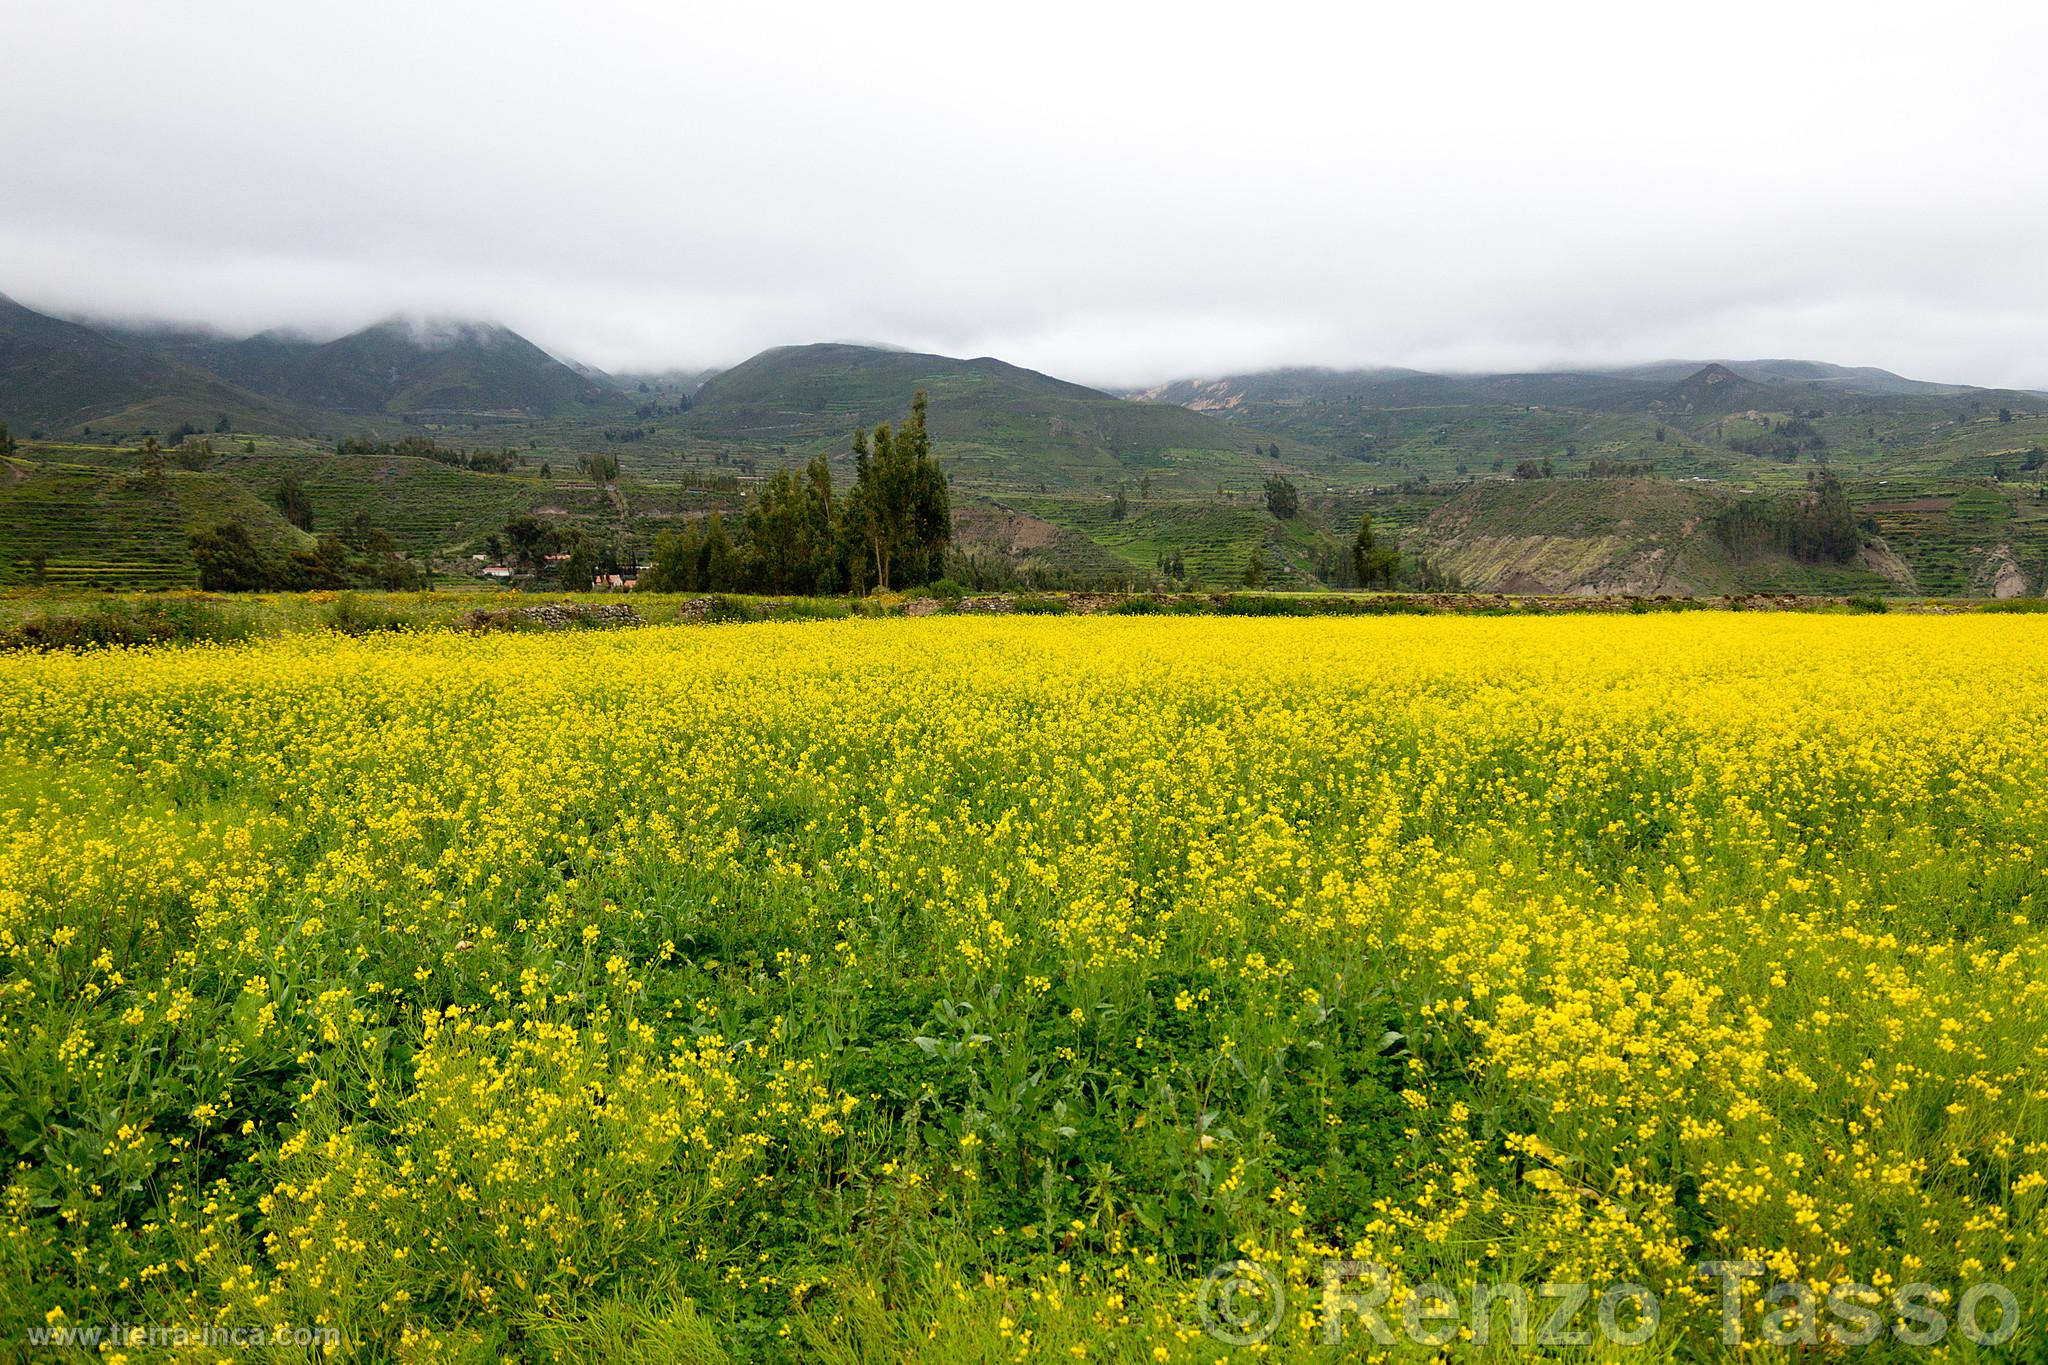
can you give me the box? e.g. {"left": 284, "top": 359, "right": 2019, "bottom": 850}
{"left": 6, "top": 0, "right": 2046, "bottom": 387}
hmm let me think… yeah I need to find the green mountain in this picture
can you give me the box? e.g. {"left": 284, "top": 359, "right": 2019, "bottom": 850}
{"left": 6, "top": 295, "right": 2048, "bottom": 599}
{"left": 1132, "top": 365, "right": 1675, "bottom": 415}
{"left": 1133, "top": 358, "right": 2048, "bottom": 484}
{"left": 1666, "top": 359, "right": 1965, "bottom": 396}
{"left": 134, "top": 317, "right": 614, "bottom": 419}
{"left": 0, "top": 295, "right": 322, "bottom": 437}
{"left": 1396, "top": 474, "right": 2048, "bottom": 599}
{"left": 660, "top": 342, "right": 1332, "bottom": 497}
{"left": 602, "top": 367, "right": 719, "bottom": 395}
{"left": 1651, "top": 363, "right": 1779, "bottom": 416}
{"left": 1136, "top": 359, "right": 2045, "bottom": 420}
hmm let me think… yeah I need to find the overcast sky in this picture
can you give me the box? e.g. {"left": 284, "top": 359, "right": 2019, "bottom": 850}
{"left": 7, "top": 0, "right": 2047, "bottom": 388}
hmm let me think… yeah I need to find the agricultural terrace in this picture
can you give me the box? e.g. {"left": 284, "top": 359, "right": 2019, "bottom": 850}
{"left": 1, "top": 616, "right": 2043, "bottom": 1358}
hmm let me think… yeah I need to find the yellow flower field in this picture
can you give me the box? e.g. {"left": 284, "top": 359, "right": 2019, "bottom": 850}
{"left": 1, "top": 615, "right": 2043, "bottom": 1359}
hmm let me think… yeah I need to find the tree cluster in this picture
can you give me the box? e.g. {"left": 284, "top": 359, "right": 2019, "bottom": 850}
{"left": 1307, "top": 513, "right": 1460, "bottom": 592}
{"left": 577, "top": 452, "right": 621, "bottom": 482}
{"left": 1585, "top": 457, "right": 1657, "bottom": 478}
{"left": 1263, "top": 475, "right": 1300, "bottom": 519}
{"left": 274, "top": 472, "right": 315, "bottom": 531}
{"left": 190, "top": 516, "right": 425, "bottom": 592}
{"left": 1712, "top": 469, "right": 1864, "bottom": 564}
{"left": 1351, "top": 513, "right": 1400, "bottom": 588}
{"left": 643, "top": 391, "right": 951, "bottom": 595}
{"left": 1729, "top": 417, "right": 1827, "bottom": 461}
{"left": 336, "top": 435, "right": 523, "bottom": 473}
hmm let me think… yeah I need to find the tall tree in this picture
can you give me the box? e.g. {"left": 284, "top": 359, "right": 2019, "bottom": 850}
{"left": 1263, "top": 475, "right": 1299, "bottom": 520}
{"left": 744, "top": 467, "right": 813, "bottom": 593}
{"left": 803, "top": 453, "right": 838, "bottom": 592}
{"left": 902, "top": 393, "right": 951, "bottom": 584}
{"left": 1351, "top": 513, "right": 1399, "bottom": 589}
{"left": 275, "top": 470, "right": 314, "bottom": 531}
{"left": 699, "top": 512, "right": 737, "bottom": 590}
{"left": 559, "top": 535, "right": 597, "bottom": 591}
{"left": 643, "top": 521, "right": 701, "bottom": 593}
{"left": 503, "top": 514, "right": 554, "bottom": 570}
{"left": 189, "top": 522, "right": 272, "bottom": 591}
{"left": 846, "top": 390, "right": 950, "bottom": 591}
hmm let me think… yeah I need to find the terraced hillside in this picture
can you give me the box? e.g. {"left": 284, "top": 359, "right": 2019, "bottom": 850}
{"left": 213, "top": 453, "right": 546, "bottom": 554}
{"left": 1861, "top": 481, "right": 2048, "bottom": 596}
{"left": 1398, "top": 477, "right": 2012, "bottom": 597}
{"left": 0, "top": 459, "right": 310, "bottom": 589}
{"left": 996, "top": 493, "right": 1336, "bottom": 587}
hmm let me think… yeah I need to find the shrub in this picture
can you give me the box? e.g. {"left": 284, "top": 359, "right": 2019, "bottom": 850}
{"left": 1214, "top": 594, "right": 1314, "bottom": 617}
{"left": 779, "top": 598, "right": 853, "bottom": 621}
{"left": 0, "top": 596, "right": 256, "bottom": 651}
{"left": 322, "top": 592, "right": 409, "bottom": 636}
{"left": 700, "top": 595, "right": 759, "bottom": 624}
{"left": 1347, "top": 596, "right": 1435, "bottom": 616}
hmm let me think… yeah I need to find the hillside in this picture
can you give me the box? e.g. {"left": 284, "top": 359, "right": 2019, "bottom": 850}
{"left": 207, "top": 451, "right": 551, "bottom": 554}
{"left": 1402, "top": 478, "right": 1918, "bottom": 596}
{"left": 0, "top": 297, "right": 626, "bottom": 442}
{"left": 1135, "top": 358, "right": 2048, "bottom": 489}
{"left": 1651, "top": 363, "right": 1778, "bottom": 416}
{"left": 688, "top": 343, "right": 1105, "bottom": 426}
{"left": 0, "top": 454, "right": 313, "bottom": 589}
{"left": 645, "top": 342, "right": 1345, "bottom": 501}
{"left": 1133, "top": 366, "right": 1674, "bottom": 415}
{"left": 134, "top": 317, "right": 615, "bottom": 419}
{"left": 1138, "top": 359, "right": 2047, "bottom": 419}
{"left": 0, "top": 295, "right": 323, "bottom": 437}
{"left": 687, "top": 345, "right": 1279, "bottom": 467}
{"left": 7, "top": 295, "right": 2048, "bottom": 598}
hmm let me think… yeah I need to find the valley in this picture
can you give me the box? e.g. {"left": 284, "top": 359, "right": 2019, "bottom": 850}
{"left": 4, "top": 292, "right": 2046, "bottom": 598}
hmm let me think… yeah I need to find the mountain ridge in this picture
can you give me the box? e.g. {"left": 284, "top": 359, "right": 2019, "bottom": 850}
{"left": 0, "top": 295, "right": 324, "bottom": 435}
{"left": 119, "top": 314, "right": 612, "bottom": 421}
